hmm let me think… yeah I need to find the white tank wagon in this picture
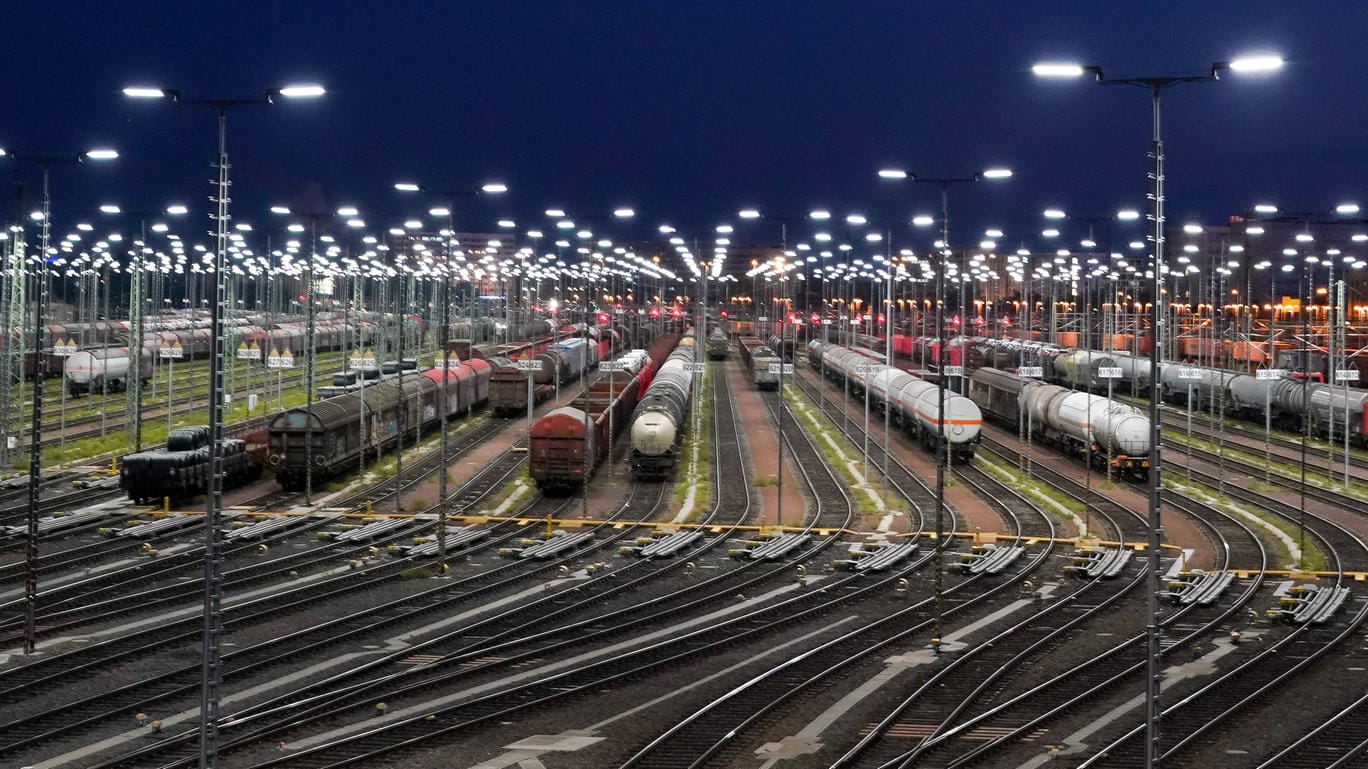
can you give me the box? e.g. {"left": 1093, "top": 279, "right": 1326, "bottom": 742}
{"left": 63, "top": 347, "right": 153, "bottom": 396}
{"left": 629, "top": 345, "right": 699, "bottom": 479}
{"left": 1158, "top": 363, "right": 1240, "bottom": 411}
{"left": 967, "top": 366, "right": 1151, "bottom": 478}
{"left": 813, "top": 341, "right": 980, "bottom": 463}
{"left": 1309, "top": 384, "right": 1368, "bottom": 445}
{"left": 1227, "top": 371, "right": 1368, "bottom": 445}
{"left": 1103, "top": 350, "right": 1155, "bottom": 394}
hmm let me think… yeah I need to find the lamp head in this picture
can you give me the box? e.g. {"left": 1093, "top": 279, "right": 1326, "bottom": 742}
{"left": 1032, "top": 62, "right": 1090, "bottom": 79}
{"left": 1222, "top": 55, "right": 1284, "bottom": 75}
{"left": 122, "top": 86, "right": 174, "bottom": 100}
{"left": 274, "top": 84, "right": 326, "bottom": 99}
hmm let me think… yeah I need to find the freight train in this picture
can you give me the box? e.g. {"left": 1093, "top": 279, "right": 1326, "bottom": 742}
{"left": 966, "top": 367, "right": 1152, "bottom": 478}
{"left": 707, "top": 328, "right": 730, "bottom": 361}
{"left": 630, "top": 338, "right": 699, "bottom": 479}
{"left": 1156, "top": 362, "right": 1368, "bottom": 447}
{"left": 63, "top": 319, "right": 394, "bottom": 397}
{"left": 266, "top": 358, "right": 492, "bottom": 490}
{"left": 808, "top": 341, "right": 982, "bottom": 463}
{"left": 528, "top": 350, "right": 650, "bottom": 493}
{"left": 119, "top": 426, "right": 262, "bottom": 504}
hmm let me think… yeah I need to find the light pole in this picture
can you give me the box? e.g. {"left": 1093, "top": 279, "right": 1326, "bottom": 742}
{"left": 880, "top": 165, "right": 1011, "bottom": 653}
{"left": 125, "top": 81, "right": 323, "bottom": 769}
{"left": 4, "top": 147, "right": 118, "bottom": 657}
{"left": 395, "top": 180, "right": 507, "bottom": 572}
{"left": 1033, "top": 52, "right": 1282, "bottom": 767}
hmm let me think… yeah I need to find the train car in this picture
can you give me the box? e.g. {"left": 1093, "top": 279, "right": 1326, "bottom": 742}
{"left": 489, "top": 355, "right": 558, "bottom": 416}
{"left": 1052, "top": 349, "right": 1121, "bottom": 392}
{"left": 811, "top": 341, "right": 980, "bottom": 463}
{"left": 268, "top": 360, "right": 491, "bottom": 489}
{"left": 119, "top": 426, "right": 261, "bottom": 503}
{"left": 528, "top": 370, "right": 641, "bottom": 493}
{"left": 1157, "top": 363, "right": 1238, "bottom": 411}
{"left": 707, "top": 328, "right": 730, "bottom": 361}
{"left": 767, "top": 334, "right": 797, "bottom": 363}
{"left": 739, "top": 336, "right": 782, "bottom": 390}
{"left": 1204, "top": 368, "right": 1368, "bottom": 447}
{"left": 532, "top": 338, "right": 600, "bottom": 386}
{"left": 630, "top": 342, "right": 695, "bottom": 480}
{"left": 64, "top": 347, "right": 153, "bottom": 396}
{"left": 968, "top": 367, "right": 1151, "bottom": 478}
{"left": 22, "top": 349, "right": 66, "bottom": 381}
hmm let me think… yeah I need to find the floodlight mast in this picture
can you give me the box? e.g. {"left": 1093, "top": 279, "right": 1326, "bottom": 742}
{"left": 4, "top": 148, "right": 117, "bottom": 657}
{"left": 124, "top": 81, "right": 323, "bottom": 769}
{"left": 1033, "top": 53, "right": 1281, "bottom": 768}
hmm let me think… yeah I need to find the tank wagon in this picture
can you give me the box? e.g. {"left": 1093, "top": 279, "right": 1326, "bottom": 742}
{"left": 528, "top": 353, "right": 644, "bottom": 493}
{"left": 808, "top": 341, "right": 981, "bottom": 463}
{"left": 63, "top": 319, "right": 393, "bottom": 398}
{"left": 267, "top": 359, "right": 491, "bottom": 489}
{"left": 630, "top": 339, "right": 697, "bottom": 479}
{"left": 767, "top": 333, "right": 798, "bottom": 363}
{"left": 967, "top": 367, "right": 1151, "bottom": 478}
{"left": 119, "top": 426, "right": 262, "bottom": 504}
{"left": 1166, "top": 363, "right": 1368, "bottom": 447}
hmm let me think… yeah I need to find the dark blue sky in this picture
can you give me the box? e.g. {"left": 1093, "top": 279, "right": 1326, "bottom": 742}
{"left": 3, "top": 1, "right": 1364, "bottom": 269}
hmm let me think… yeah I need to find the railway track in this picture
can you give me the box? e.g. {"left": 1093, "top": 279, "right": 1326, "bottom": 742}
{"left": 902, "top": 490, "right": 1269, "bottom": 768}
{"left": 68, "top": 360, "right": 755, "bottom": 768}
{"left": 1077, "top": 507, "right": 1368, "bottom": 767}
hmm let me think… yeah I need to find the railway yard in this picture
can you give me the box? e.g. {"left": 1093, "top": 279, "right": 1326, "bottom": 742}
{"left": 3, "top": 319, "right": 1368, "bottom": 769}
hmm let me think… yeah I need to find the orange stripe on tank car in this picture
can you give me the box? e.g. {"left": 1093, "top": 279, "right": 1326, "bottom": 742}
{"left": 911, "top": 409, "right": 982, "bottom": 426}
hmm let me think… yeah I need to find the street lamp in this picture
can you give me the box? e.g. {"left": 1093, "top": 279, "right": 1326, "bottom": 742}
{"left": 1033, "top": 51, "right": 1281, "bottom": 766}
{"left": 395, "top": 179, "right": 508, "bottom": 572}
{"left": 3, "top": 147, "right": 118, "bottom": 658}
{"left": 125, "top": 81, "right": 323, "bottom": 769}
{"left": 880, "top": 164, "right": 1011, "bottom": 653}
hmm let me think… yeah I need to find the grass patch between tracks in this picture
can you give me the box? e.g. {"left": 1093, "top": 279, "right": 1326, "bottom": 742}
{"left": 785, "top": 382, "right": 886, "bottom": 521}
{"left": 671, "top": 364, "right": 712, "bottom": 521}
{"left": 1164, "top": 476, "right": 1327, "bottom": 572}
{"left": 1164, "top": 430, "right": 1368, "bottom": 503}
{"left": 975, "top": 452, "right": 1091, "bottom": 536}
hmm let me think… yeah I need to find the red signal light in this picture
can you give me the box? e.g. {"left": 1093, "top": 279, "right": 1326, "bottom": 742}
{"left": 670, "top": 308, "right": 682, "bottom": 318}
{"left": 809, "top": 312, "right": 820, "bottom": 324}
{"left": 597, "top": 313, "right": 610, "bottom": 324}
{"left": 649, "top": 307, "right": 661, "bottom": 318}
{"left": 720, "top": 309, "right": 729, "bottom": 318}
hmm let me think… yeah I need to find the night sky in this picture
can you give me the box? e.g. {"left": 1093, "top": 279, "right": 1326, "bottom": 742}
{"left": 3, "top": 1, "right": 1364, "bottom": 269}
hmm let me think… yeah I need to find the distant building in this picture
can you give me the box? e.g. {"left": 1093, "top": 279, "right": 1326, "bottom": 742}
{"left": 1167, "top": 216, "right": 1368, "bottom": 310}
